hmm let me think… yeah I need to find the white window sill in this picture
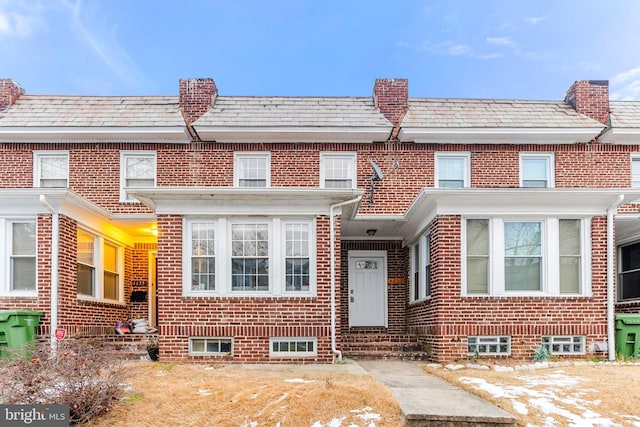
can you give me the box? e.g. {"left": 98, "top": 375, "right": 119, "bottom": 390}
{"left": 77, "top": 295, "right": 125, "bottom": 305}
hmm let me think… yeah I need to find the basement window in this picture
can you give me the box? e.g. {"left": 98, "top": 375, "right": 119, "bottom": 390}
{"left": 467, "top": 336, "right": 511, "bottom": 356}
{"left": 189, "top": 337, "right": 233, "bottom": 356}
{"left": 270, "top": 338, "right": 317, "bottom": 357}
{"left": 541, "top": 336, "right": 585, "bottom": 355}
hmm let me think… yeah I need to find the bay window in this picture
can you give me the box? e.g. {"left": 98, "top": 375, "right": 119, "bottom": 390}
{"left": 77, "top": 229, "right": 123, "bottom": 302}
{"left": 464, "top": 217, "right": 589, "bottom": 296}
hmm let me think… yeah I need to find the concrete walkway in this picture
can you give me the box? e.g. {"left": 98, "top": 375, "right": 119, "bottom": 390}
{"left": 357, "top": 360, "right": 517, "bottom": 426}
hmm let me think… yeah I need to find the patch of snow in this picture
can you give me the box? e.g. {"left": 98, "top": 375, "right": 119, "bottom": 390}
{"left": 425, "top": 363, "right": 443, "bottom": 369}
{"left": 445, "top": 364, "right": 465, "bottom": 371}
{"left": 197, "top": 389, "right": 212, "bottom": 396}
{"left": 284, "top": 378, "right": 316, "bottom": 383}
{"left": 351, "top": 407, "right": 381, "bottom": 422}
{"left": 494, "top": 365, "right": 515, "bottom": 372}
{"left": 512, "top": 401, "right": 528, "bottom": 415}
{"left": 466, "top": 363, "right": 490, "bottom": 370}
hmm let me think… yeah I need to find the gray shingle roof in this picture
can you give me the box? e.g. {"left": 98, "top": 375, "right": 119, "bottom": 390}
{"left": 0, "top": 95, "right": 185, "bottom": 127}
{"left": 403, "top": 98, "right": 603, "bottom": 128}
{"left": 193, "top": 96, "right": 392, "bottom": 128}
{"left": 610, "top": 101, "right": 640, "bottom": 128}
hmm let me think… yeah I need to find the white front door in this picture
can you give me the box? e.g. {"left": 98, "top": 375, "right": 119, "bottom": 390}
{"left": 348, "top": 252, "right": 387, "bottom": 327}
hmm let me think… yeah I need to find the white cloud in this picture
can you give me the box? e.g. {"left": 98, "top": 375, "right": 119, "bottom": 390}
{"left": 610, "top": 66, "right": 640, "bottom": 100}
{"left": 526, "top": 16, "right": 547, "bottom": 26}
{"left": 0, "top": 4, "right": 45, "bottom": 38}
{"left": 62, "top": 0, "right": 148, "bottom": 90}
{"left": 486, "top": 36, "right": 515, "bottom": 47}
{"left": 448, "top": 44, "right": 472, "bottom": 55}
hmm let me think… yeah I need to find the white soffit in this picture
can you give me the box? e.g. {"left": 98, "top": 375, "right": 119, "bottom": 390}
{"left": 0, "top": 127, "right": 192, "bottom": 143}
{"left": 398, "top": 127, "right": 602, "bottom": 144}
{"left": 598, "top": 128, "right": 640, "bottom": 144}
{"left": 192, "top": 126, "right": 392, "bottom": 143}
{"left": 128, "top": 187, "right": 364, "bottom": 216}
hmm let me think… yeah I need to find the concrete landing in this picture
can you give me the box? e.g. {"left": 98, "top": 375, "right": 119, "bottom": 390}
{"left": 357, "top": 360, "right": 517, "bottom": 427}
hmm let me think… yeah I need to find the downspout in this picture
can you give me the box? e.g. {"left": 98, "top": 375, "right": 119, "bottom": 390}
{"left": 607, "top": 195, "right": 624, "bottom": 361}
{"left": 39, "top": 195, "right": 59, "bottom": 352}
{"left": 329, "top": 195, "right": 362, "bottom": 363}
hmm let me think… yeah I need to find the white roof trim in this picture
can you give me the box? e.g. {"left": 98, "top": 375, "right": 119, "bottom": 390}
{"left": 0, "top": 126, "right": 191, "bottom": 143}
{"left": 193, "top": 126, "right": 392, "bottom": 143}
{"left": 0, "top": 188, "right": 134, "bottom": 245}
{"left": 128, "top": 187, "right": 364, "bottom": 216}
{"left": 398, "top": 127, "right": 603, "bottom": 144}
{"left": 598, "top": 127, "right": 640, "bottom": 144}
{"left": 399, "top": 188, "right": 640, "bottom": 244}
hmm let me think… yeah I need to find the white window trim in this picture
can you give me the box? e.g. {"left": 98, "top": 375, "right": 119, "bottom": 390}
{"left": 0, "top": 218, "right": 38, "bottom": 297}
{"left": 234, "top": 152, "right": 271, "bottom": 187}
{"left": 541, "top": 335, "right": 585, "bottom": 355}
{"left": 33, "top": 150, "right": 69, "bottom": 188}
{"left": 319, "top": 152, "right": 357, "bottom": 189}
{"left": 520, "top": 152, "right": 555, "bottom": 188}
{"left": 77, "top": 228, "right": 125, "bottom": 304}
{"left": 269, "top": 337, "right": 318, "bottom": 358}
{"left": 120, "top": 151, "right": 157, "bottom": 203}
{"left": 462, "top": 217, "right": 591, "bottom": 297}
{"left": 188, "top": 337, "right": 233, "bottom": 356}
{"left": 468, "top": 336, "right": 511, "bottom": 356}
{"left": 183, "top": 217, "right": 317, "bottom": 297}
{"left": 434, "top": 152, "right": 470, "bottom": 188}
{"left": 410, "top": 232, "right": 431, "bottom": 303}
{"left": 631, "top": 153, "right": 640, "bottom": 188}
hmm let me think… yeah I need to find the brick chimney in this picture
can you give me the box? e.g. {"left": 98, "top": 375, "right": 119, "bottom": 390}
{"left": 0, "top": 79, "right": 24, "bottom": 112}
{"left": 373, "top": 78, "right": 408, "bottom": 128}
{"left": 179, "top": 78, "right": 217, "bottom": 124}
{"left": 564, "top": 80, "right": 609, "bottom": 124}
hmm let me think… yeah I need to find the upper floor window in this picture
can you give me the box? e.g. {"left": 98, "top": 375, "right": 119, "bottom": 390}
{"left": 77, "top": 229, "right": 123, "bottom": 303}
{"left": 320, "top": 152, "right": 357, "bottom": 189}
{"left": 619, "top": 241, "right": 640, "bottom": 301}
{"left": 33, "top": 151, "right": 69, "bottom": 188}
{"left": 183, "top": 217, "right": 316, "bottom": 297}
{"left": 632, "top": 155, "right": 640, "bottom": 187}
{"left": 463, "top": 217, "right": 589, "bottom": 296}
{"left": 234, "top": 152, "right": 270, "bottom": 187}
{"left": 1, "top": 219, "right": 37, "bottom": 296}
{"left": 120, "top": 151, "right": 156, "bottom": 202}
{"left": 410, "top": 232, "right": 431, "bottom": 302}
{"left": 435, "top": 153, "right": 470, "bottom": 188}
{"left": 520, "top": 153, "right": 554, "bottom": 188}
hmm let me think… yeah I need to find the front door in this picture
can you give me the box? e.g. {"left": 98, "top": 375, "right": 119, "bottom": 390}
{"left": 348, "top": 252, "right": 387, "bottom": 327}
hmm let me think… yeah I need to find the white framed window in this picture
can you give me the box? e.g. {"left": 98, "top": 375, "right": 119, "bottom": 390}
{"left": 541, "top": 336, "right": 585, "bottom": 355}
{"left": 234, "top": 152, "right": 270, "bottom": 187}
{"left": 190, "top": 221, "right": 217, "bottom": 292}
{"left": 468, "top": 336, "right": 511, "bottom": 356}
{"left": 618, "top": 241, "right": 640, "bottom": 301}
{"left": 632, "top": 154, "right": 640, "bottom": 188}
{"left": 33, "top": 151, "right": 69, "bottom": 188}
{"left": 410, "top": 233, "right": 431, "bottom": 302}
{"left": 520, "top": 153, "right": 554, "bottom": 188}
{"left": 435, "top": 152, "right": 470, "bottom": 188}
{"left": 320, "top": 152, "right": 357, "bottom": 189}
{"left": 120, "top": 151, "right": 156, "bottom": 202}
{"left": 189, "top": 337, "right": 233, "bottom": 356}
{"left": 77, "top": 228, "right": 124, "bottom": 303}
{"left": 0, "top": 218, "right": 37, "bottom": 297}
{"left": 270, "top": 337, "right": 317, "bottom": 357}
{"left": 463, "top": 217, "right": 590, "bottom": 296}
{"left": 183, "top": 217, "right": 316, "bottom": 297}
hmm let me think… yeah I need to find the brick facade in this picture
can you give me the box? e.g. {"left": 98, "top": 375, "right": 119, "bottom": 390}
{"left": 1, "top": 76, "right": 639, "bottom": 363}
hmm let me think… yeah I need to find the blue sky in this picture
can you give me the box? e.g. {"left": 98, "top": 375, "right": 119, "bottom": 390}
{"left": 1, "top": 0, "right": 640, "bottom": 100}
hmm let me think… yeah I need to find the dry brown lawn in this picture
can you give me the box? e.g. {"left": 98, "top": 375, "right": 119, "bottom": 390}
{"left": 423, "top": 362, "right": 640, "bottom": 427}
{"left": 85, "top": 362, "right": 402, "bottom": 427}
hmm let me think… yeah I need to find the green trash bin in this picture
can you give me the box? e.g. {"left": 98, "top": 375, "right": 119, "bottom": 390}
{"left": 0, "top": 310, "right": 43, "bottom": 358}
{"left": 615, "top": 314, "right": 640, "bottom": 358}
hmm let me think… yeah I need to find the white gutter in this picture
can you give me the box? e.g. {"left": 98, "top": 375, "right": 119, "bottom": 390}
{"left": 329, "top": 195, "right": 362, "bottom": 363}
{"left": 607, "top": 195, "right": 625, "bottom": 361}
{"left": 39, "top": 195, "right": 59, "bottom": 352}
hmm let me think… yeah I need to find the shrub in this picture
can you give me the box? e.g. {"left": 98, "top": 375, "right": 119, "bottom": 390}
{"left": 0, "top": 339, "right": 128, "bottom": 425}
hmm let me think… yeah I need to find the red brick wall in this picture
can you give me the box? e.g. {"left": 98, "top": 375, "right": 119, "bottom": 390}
{"left": 406, "top": 215, "right": 611, "bottom": 361}
{"left": 179, "top": 78, "right": 216, "bottom": 124}
{"left": 0, "top": 79, "right": 23, "bottom": 111}
{"left": 156, "top": 214, "right": 337, "bottom": 363}
{"left": 565, "top": 80, "right": 610, "bottom": 124}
